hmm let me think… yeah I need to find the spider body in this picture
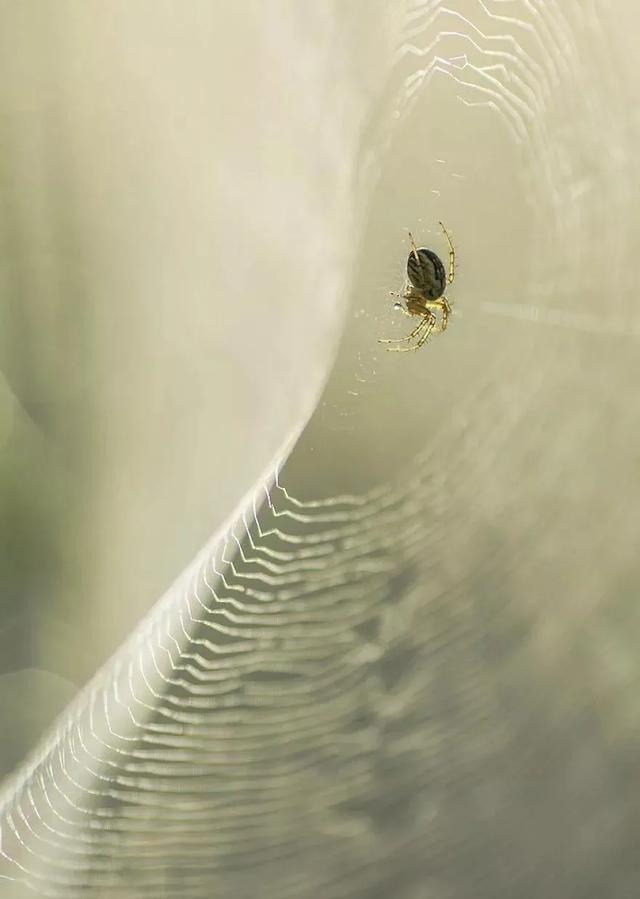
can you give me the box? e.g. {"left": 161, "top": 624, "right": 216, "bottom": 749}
{"left": 379, "top": 221, "right": 455, "bottom": 352}
{"left": 406, "top": 247, "right": 446, "bottom": 299}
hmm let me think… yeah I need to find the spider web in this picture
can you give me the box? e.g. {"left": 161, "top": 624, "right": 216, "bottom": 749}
{"left": 2, "top": 1, "right": 640, "bottom": 897}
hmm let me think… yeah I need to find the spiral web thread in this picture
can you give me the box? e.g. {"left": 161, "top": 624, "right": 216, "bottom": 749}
{"left": 0, "top": 354, "right": 546, "bottom": 898}
{"left": 1, "top": 1, "right": 638, "bottom": 896}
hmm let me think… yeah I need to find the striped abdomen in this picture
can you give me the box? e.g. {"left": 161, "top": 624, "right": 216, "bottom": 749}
{"left": 407, "top": 248, "right": 446, "bottom": 300}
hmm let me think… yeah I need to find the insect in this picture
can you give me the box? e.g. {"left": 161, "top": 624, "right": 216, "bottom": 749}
{"left": 379, "top": 221, "right": 455, "bottom": 352}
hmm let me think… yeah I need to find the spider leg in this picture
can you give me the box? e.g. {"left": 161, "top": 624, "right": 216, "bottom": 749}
{"left": 423, "top": 297, "right": 451, "bottom": 331}
{"left": 407, "top": 231, "right": 420, "bottom": 264}
{"left": 386, "top": 312, "right": 436, "bottom": 352}
{"left": 438, "top": 221, "right": 455, "bottom": 284}
{"left": 414, "top": 315, "right": 437, "bottom": 349}
{"left": 389, "top": 316, "right": 435, "bottom": 353}
{"left": 378, "top": 316, "right": 425, "bottom": 344}
{"left": 438, "top": 297, "right": 452, "bottom": 331}
{"left": 440, "top": 295, "right": 451, "bottom": 330}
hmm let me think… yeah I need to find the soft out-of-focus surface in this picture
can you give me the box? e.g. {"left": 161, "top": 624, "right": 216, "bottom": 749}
{"left": 2, "top": 1, "right": 640, "bottom": 897}
{"left": 0, "top": 1, "right": 380, "bottom": 694}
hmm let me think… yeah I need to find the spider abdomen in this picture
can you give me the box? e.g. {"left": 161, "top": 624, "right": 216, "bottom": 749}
{"left": 407, "top": 248, "right": 446, "bottom": 299}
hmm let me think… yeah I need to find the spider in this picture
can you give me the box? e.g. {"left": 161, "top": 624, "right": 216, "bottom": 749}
{"left": 379, "top": 221, "right": 455, "bottom": 352}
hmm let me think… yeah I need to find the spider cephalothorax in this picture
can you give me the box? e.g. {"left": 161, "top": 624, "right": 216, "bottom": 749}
{"left": 380, "top": 221, "right": 455, "bottom": 352}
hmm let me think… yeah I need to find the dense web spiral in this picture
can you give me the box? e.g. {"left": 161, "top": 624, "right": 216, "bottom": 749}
{"left": 2, "top": 2, "right": 639, "bottom": 897}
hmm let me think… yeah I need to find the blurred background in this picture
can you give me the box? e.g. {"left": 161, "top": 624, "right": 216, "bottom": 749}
{"left": 1, "top": 1, "right": 640, "bottom": 896}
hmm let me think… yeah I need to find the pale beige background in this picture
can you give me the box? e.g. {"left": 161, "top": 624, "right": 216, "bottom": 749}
{"left": 1, "top": 2, "right": 640, "bottom": 897}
